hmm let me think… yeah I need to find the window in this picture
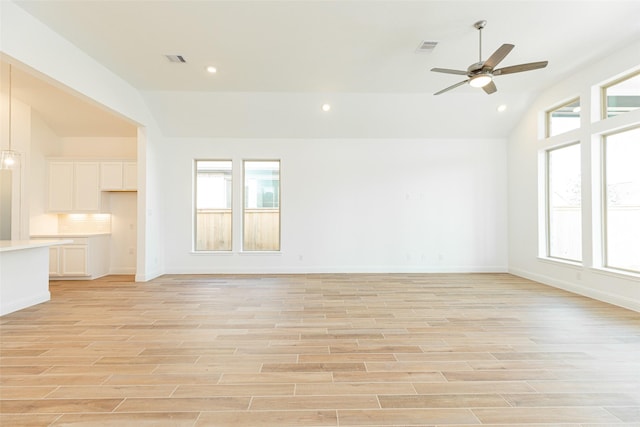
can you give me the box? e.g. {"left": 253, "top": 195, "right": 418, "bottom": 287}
{"left": 603, "top": 71, "right": 640, "bottom": 119}
{"left": 194, "top": 160, "right": 232, "bottom": 251}
{"left": 603, "top": 127, "right": 640, "bottom": 273}
{"left": 547, "top": 143, "right": 582, "bottom": 261}
{"left": 243, "top": 160, "right": 280, "bottom": 251}
{"left": 546, "top": 98, "right": 581, "bottom": 137}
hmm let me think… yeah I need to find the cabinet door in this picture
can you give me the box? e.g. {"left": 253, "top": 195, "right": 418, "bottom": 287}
{"left": 74, "top": 163, "right": 100, "bottom": 211}
{"left": 61, "top": 245, "right": 88, "bottom": 276}
{"left": 48, "top": 247, "right": 61, "bottom": 276}
{"left": 48, "top": 162, "right": 74, "bottom": 212}
{"left": 123, "top": 162, "right": 137, "bottom": 190}
{"left": 100, "top": 162, "right": 124, "bottom": 190}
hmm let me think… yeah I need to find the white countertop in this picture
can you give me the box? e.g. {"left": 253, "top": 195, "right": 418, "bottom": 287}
{"left": 0, "top": 239, "right": 73, "bottom": 253}
{"left": 31, "top": 233, "right": 111, "bottom": 238}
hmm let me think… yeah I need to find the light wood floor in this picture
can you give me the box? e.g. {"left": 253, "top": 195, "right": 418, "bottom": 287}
{"left": 1, "top": 273, "right": 639, "bottom": 426}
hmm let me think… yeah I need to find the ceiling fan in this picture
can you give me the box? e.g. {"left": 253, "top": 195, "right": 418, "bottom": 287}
{"left": 431, "top": 20, "right": 548, "bottom": 95}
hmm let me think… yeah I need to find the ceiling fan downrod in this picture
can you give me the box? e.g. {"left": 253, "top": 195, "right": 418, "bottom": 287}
{"left": 474, "top": 20, "right": 487, "bottom": 63}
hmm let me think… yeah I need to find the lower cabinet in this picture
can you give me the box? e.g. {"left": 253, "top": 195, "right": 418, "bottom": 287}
{"left": 37, "top": 235, "right": 110, "bottom": 279}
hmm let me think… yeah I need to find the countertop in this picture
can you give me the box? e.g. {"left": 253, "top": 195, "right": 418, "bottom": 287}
{"left": 31, "top": 233, "right": 111, "bottom": 238}
{"left": 0, "top": 239, "right": 73, "bottom": 253}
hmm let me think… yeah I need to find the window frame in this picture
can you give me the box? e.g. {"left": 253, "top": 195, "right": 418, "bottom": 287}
{"left": 242, "top": 159, "right": 282, "bottom": 252}
{"left": 601, "top": 70, "right": 640, "bottom": 120}
{"left": 545, "top": 97, "right": 581, "bottom": 138}
{"left": 193, "top": 159, "right": 233, "bottom": 252}
{"left": 545, "top": 141, "right": 583, "bottom": 262}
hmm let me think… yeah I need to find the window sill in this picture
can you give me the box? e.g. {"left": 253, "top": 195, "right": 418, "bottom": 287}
{"left": 537, "top": 256, "right": 583, "bottom": 269}
{"left": 589, "top": 267, "right": 640, "bottom": 282}
{"left": 190, "top": 251, "right": 282, "bottom": 256}
{"left": 239, "top": 251, "right": 282, "bottom": 256}
{"left": 537, "top": 257, "right": 640, "bottom": 281}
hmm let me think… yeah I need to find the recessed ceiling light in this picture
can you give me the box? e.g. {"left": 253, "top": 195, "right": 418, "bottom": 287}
{"left": 321, "top": 104, "right": 331, "bottom": 112}
{"left": 206, "top": 66, "right": 217, "bottom": 74}
{"left": 497, "top": 104, "right": 507, "bottom": 112}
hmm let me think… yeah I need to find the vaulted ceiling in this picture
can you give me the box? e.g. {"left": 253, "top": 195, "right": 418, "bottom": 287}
{"left": 7, "top": 0, "right": 640, "bottom": 138}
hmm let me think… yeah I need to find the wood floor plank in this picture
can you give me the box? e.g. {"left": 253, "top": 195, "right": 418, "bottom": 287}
{"left": 472, "top": 407, "right": 621, "bottom": 423}
{"left": 194, "top": 410, "right": 338, "bottom": 426}
{"left": 0, "top": 272, "right": 638, "bottom": 426}
{"left": 337, "top": 408, "right": 480, "bottom": 425}
{"left": 50, "top": 412, "right": 200, "bottom": 426}
{"left": 378, "top": 394, "right": 510, "bottom": 408}
{"left": 250, "top": 395, "right": 380, "bottom": 410}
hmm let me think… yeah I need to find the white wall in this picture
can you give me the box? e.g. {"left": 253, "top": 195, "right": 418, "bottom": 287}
{"left": 143, "top": 91, "right": 536, "bottom": 140}
{"left": 508, "top": 38, "right": 640, "bottom": 312}
{"left": 59, "top": 137, "right": 136, "bottom": 159}
{"left": 161, "top": 137, "right": 508, "bottom": 274}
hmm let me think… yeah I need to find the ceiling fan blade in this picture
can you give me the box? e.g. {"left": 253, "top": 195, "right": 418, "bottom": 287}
{"left": 431, "top": 68, "right": 468, "bottom": 76}
{"left": 482, "top": 80, "right": 497, "bottom": 94}
{"left": 494, "top": 61, "right": 548, "bottom": 75}
{"left": 483, "top": 44, "right": 514, "bottom": 69}
{"left": 434, "top": 79, "right": 469, "bottom": 95}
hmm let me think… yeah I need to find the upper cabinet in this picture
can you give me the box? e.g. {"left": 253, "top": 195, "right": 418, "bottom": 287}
{"left": 48, "top": 161, "right": 101, "bottom": 212}
{"left": 100, "top": 161, "right": 137, "bottom": 191}
{"left": 48, "top": 160, "right": 137, "bottom": 213}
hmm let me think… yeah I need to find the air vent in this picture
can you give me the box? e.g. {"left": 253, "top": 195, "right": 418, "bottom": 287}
{"left": 165, "top": 54, "right": 187, "bottom": 63}
{"left": 416, "top": 41, "right": 438, "bottom": 53}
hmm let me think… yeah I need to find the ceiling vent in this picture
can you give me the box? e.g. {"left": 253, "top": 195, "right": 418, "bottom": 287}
{"left": 165, "top": 54, "right": 187, "bottom": 63}
{"left": 416, "top": 41, "right": 438, "bottom": 53}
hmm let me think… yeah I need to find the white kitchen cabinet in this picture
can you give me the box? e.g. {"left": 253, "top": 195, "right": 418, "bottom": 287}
{"left": 48, "top": 161, "right": 101, "bottom": 212}
{"left": 123, "top": 162, "right": 137, "bottom": 190}
{"left": 60, "top": 245, "right": 89, "bottom": 276}
{"left": 48, "top": 246, "right": 61, "bottom": 276}
{"left": 32, "top": 235, "right": 110, "bottom": 280}
{"left": 100, "top": 161, "right": 137, "bottom": 191}
{"left": 74, "top": 162, "right": 101, "bottom": 210}
{"left": 47, "top": 162, "right": 74, "bottom": 212}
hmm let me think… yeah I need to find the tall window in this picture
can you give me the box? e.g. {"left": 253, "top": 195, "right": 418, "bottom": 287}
{"left": 243, "top": 160, "right": 280, "bottom": 251}
{"left": 547, "top": 143, "right": 582, "bottom": 261}
{"left": 546, "top": 98, "right": 581, "bottom": 137}
{"left": 604, "top": 127, "right": 640, "bottom": 273}
{"left": 195, "top": 160, "right": 232, "bottom": 251}
{"left": 603, "top": 71, "right": 640, "bottom": 118}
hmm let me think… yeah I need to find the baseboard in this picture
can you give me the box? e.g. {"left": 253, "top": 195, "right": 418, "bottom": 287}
{"left": 135, "top": 269, "right": 163, "bottom": 282}
{"left": 109, "top": 268, "right": 137, "bottom": 275}
{"left": 509, "top": 267, "right": 640, "bottom": 312}
{"left": 0, "top": 292, "right": 50, "bottom": 316}
{"left": 163, "top": 265, "right": 509, "bottom": 275}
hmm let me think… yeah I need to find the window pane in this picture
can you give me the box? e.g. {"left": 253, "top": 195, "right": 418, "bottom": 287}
{"left": 244, "top": 160, "right": 280, "bottom": 251}
{"left": 195, "top": 160, "right": 232, "bottom": 251}
{"left": 604, "top": 72, "right": 640, "bottom": 118}
{"left": 547, "top": 99, "right": 580, "bottom": 137}
{"left": 547, "top": 144, "right": 582, "bottom": 261}
{"left": 604, "top": 128, "right": 640, "bottom": 273}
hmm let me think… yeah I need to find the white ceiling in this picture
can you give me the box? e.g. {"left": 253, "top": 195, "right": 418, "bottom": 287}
{"left": 8, "top": 0, "right": 640, "bottom": 137}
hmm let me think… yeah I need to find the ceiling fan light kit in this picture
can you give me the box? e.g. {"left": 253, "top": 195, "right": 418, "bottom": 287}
{"left": 469, "top": 74, "right": 493, "bottom": 88}
{"left": 431, "top": 20, "right": 548, "bottom": 95}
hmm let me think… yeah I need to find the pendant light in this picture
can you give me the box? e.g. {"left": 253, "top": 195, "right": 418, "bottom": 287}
{"left": 1, "top": 64, "right": 20, "bottom": 171}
